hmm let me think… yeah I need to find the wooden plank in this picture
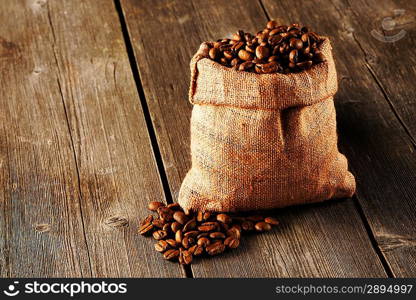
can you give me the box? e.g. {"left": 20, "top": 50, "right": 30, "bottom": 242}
{"left": 335, "top": 0, "right": 416, "bottom": 140}
{"left": 120, "top": 0, "right": 387, "bottom": 277}
{"left": 45, "top": 0, "right": 181, "bottom": 277}
{"left": 0, "top": 0, "right": 90, "bottom": 277}
{"left": 261, "top": 0, "right": 416, "bottom": 277}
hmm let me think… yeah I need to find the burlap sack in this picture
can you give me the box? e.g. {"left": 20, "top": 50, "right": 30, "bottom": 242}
{"left": 178, "top": 37, "right": 356, "bottom": 212}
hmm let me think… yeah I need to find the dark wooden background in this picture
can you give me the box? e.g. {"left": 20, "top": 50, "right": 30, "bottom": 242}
{"left": 0, "top": 0, "right": 415, "bottom": 277}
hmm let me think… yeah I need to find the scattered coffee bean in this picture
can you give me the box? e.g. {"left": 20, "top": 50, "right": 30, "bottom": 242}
{"left": 173, "top": 211, "right": 188, "bottom": 225}
{"left": 163, "top": 249, "right": 180, "bottom": 261}
{"left": 139, "top": 202, "right": 280, "bottom": 265}
{"left": 206, "top": 242, "right": 226, "bottom": 256}
{"left": 203, "top": 21, "right": 325, "bottom": 73}
{"left": 179, "top": 249, "right": 193, "bottom": 265}
{"left": 224, "top": 236, "right": 240, "bottom": 249}
{"left": 148, "top": 201, "right": 164, "bottom": 212}
{"left": 264, "top": 217, "right": 279, "bottom": 225}
{"left": 254, "top": 221, "right": 272, "bottom": 232}
{"left": 155, "top": 240, "right": 169, "bottom": 252}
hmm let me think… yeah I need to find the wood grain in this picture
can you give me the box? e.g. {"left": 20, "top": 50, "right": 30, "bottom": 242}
{"left": 261, "top": 0, "right": 416, "bottom": 277}
{"left": 44, "top": 0, "right": 181, "bottom": 277}
{"left": 0, "top": 0, "right": 90, "bottom": 277}
{"left": 120, "top": 0, "right": 387, "bottom": 277}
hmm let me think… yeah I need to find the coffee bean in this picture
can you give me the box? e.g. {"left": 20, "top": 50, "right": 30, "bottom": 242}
{"left": 264, "top": 217, "right": 280, "bottom": 225}
{"left": 238, "top": 49, "right": 254, "bottom": 61}
{"left": 196, "top": 211, "right": 204, "bottom": 222}
{"left": 267, "top": 20, "right": 278, "bottom": 29}
{"left": 197, "top": 237, "right": 211, "bottom": 247}
{"left": 165, "top": 239, "right": 179, "bottom": 248}
{"left": 182, "top": 236, "right": 195, "bottom": 249}
{"left": 141, "top": 215, "right": 153, "bottom": 226}
{"left": 262, "top": 62, "right": 279, "bottom": 73}
{"left": 238, "top": 61, "right": 254, "bottom": 71}
{"left": 206, "top": 242, "right": 226, "bottom": 256}
{"left": 255, "top": 221, "right": 272, "bottom": 232}
{"left": 209, "top": 232, "right": 226, "bottom": 239}
{"left": 209, "top": 48, "right": 220, "bottom": 60}
{"left": 197, "top": 232, "right": 210, "bottom": 239}
{"left": 155, "top": 240, "right": 169, "bottom": 252}
{"left": 173, "top": 211, "right": 188, "bottom": 225}
{"left": 163, "top": 249, "right": 180, "bottom": 261}
{"left": 171, "top": 221, "right": 182, "bottom": 233}
{"left": 198, "top": 222, "right": 218, "bottom": 232}
{"left": 153, "top": 230, "right": 168, "bottom": 240}
{"left": 226, "top": 227, "right": 241, "bottom": 239}
{"left": 152, "top": 219, "right": 164, "bottom": 229}
{"left": 255, "top": 46, "right": 270, "bottom": 60}
{"left": 241, "top": 220, "right": 255, "bottom": 231}
{"left": 190, "top": 245, "right": 204, "bottom": 256}
{"left": 167, "top": 203, "right": 181, "bottom": 210}
{"left": 179, "top": 249, "right": 193, "bottom": 265}
{"left": 139, "top": 222, "right": 154, "bottom": 235}
{"left": 289, "top": 49, "right": 298, "bottom": 63}
{"left": 313, "top": 51, "right": 325, "bottom": 62}
{"left": 296, "top": 60, "right": 313, "bottom": 70}
{"left": 224, "top": 236, "right": 240, "bottom": 249}
{"left": 289, "top": 38, "right": 303, "bottom": 50}
{"left": 148, "top": 201, "right": 164, "bottom": 211}
{"left": 175, "top": 230, "right": 183, "bottom": 243}
{"left": 183, "top": 219, "right": 197, "bottom": 232}
{"left": 184, "top": 231, "right": 199, "bottom": 238}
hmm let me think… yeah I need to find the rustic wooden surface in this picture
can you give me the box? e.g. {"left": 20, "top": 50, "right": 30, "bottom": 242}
{"left": 0, "top": 0, "right": 415, "bottom": 278}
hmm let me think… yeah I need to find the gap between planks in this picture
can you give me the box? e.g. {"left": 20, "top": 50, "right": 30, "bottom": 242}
{"left": 113, "top": 0, "right": 192, "bottom": 277}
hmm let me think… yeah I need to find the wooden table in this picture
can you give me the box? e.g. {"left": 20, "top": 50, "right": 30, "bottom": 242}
{"left": 1, "top": 0, "right": 415, "bottom": 278}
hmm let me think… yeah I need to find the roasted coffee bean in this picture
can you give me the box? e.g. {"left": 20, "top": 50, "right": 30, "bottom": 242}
{"left": 255, "top": 46, "right": 270, "bottom": 60}
{"left": 155, "top": 240, "right": 169, "bottom": 252}
{"left": 264, "top": 217, "right": 280, "bottom": 225}
{"left": 209, "top": 47, "right": 220, "bottom": 60}
{"left": 190, "top": 245, "right": 204, "bottom": 256}
{"left": 223, "top": 50, "right": 233, "bottom": 60}
{"left": 296, "top": 60, "right": 313, "bottom": 70}
{"left": 163, "top": 249, "right": 180, "bottom": 261}
{"left": 184, "top": 231, "right": 199, "bottom": 238}
{"left": 175, "top": 230, "right": 183, "bottom": 243}
{"left": 157, "top": 207, "right": 173, "bottom": 222}
{"left": 197, "top": 237, "right": 211, "bottom": 247}
{"left": 209, "top": 231, "right": 226, "bottom": 239}
{"left": 141, "top": 215, "right": 153, "bottom": 226}
{"left": 224, "top": 236, "right": 240, "bottom": 249}
{"left": 197, "top": 232, "right": 210, "bottom": 239}
{"left": 182, "top": 236, "right": 195, "bottom": 249}
{"left": 313, "top": 51, "right": 325, "bottom": 62}
{"left": 262, "top": 62, "right": 279, "bottom": 73}
{"left": 173, "top": 211, "right": 188, "bottom": 225}
{"left": 289, "top": 49, "right": 298, "bottom": 63}
{"left": 166, "top": 239, "right": 179, "bottom": 248}
{"left": 152, "top": 219, "right": 164, "bottom": 229}
{"left": 267, "top": 20, "right": 278, "bottom": 29}
{"left": 241, "top": 220, "right": 255, "bottom": 231}
{"left": 171, "top": 221, "right": 182, "bottom": 233}
{"left": 206, "top": 242, "right": 226, "bottom": 256}
{"left": 198, "top": 222, "right": 218, "bottom": 232}
{"left": 148, "top": 201, "right": 164, "bottom": 211}
{"left": 183, "top": 219, "right": 197, "bottom": 232}
{"left": 226, "top": 227, "right": 241, "bottom": 239}
{"left": 289, "top": 38, "right": 303, "bottom": 50}
{"left": 139, "top": 223, "right": 154, "bottom": 235}
{"left": 179, "top": 249, "right": 193, "bottom": 265}
{"left": 255, "top": 221, "right": 272, "bottom": 232}
{"left": 153, "top": 230, "right": 168, "bottom": 240}
{"left": 162, "top": 223, "right": 171, "bottom": 233}
{"left": 238, "top": 61, "right": 254, "bottom": 71}
{"left": 238, "top": 49, "right": 254, "bottom": 61}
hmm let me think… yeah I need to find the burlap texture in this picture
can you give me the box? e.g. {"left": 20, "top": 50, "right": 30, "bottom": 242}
{"left": 178, "top": 38, "right": 356, "bottom": 212}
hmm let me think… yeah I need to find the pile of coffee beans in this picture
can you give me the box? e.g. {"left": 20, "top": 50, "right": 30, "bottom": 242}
{"left": 204, "top": 20, "right": 325, "bottom": 73}
{"left": 139, "top": 201, "right": 279, "bottom": 265}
